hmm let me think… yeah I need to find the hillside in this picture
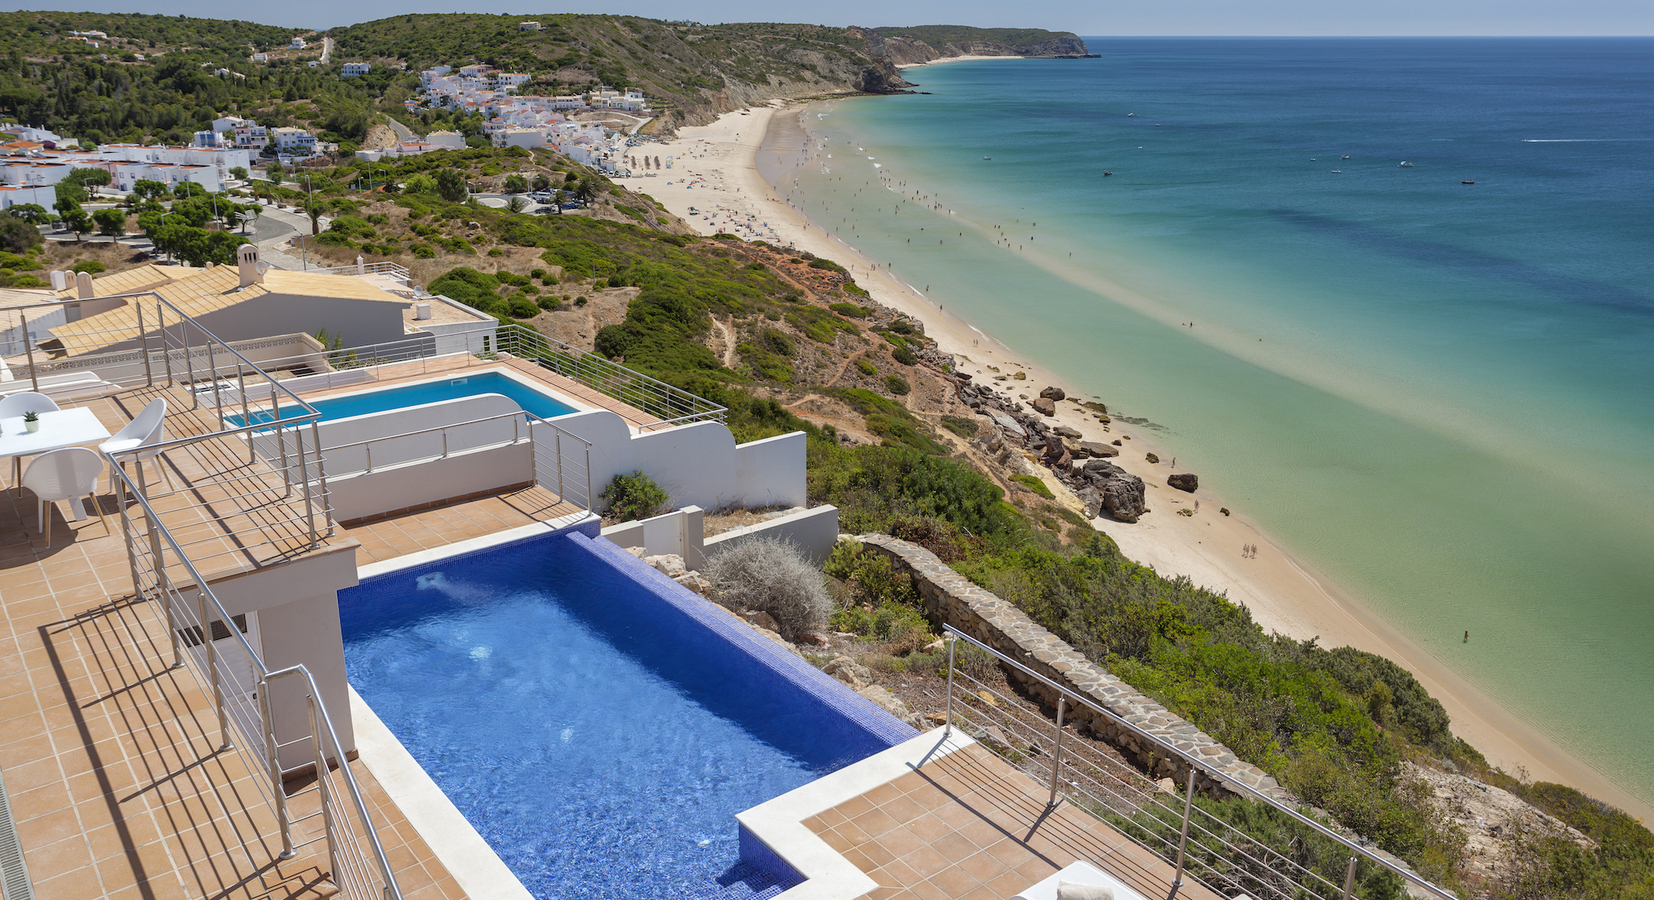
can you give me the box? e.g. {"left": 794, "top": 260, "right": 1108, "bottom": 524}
{"left": 871, "top": 25, "right": 1095, "bottom": 65}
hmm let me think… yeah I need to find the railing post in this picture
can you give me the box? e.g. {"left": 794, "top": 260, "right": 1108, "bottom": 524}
{"left": 238, "top": 368, "right": 254, "bottom": 463}
{"left": 21, "top": 314, "right": 39, "bottom": 393}
{"left": 1342, "top": 855, "right": 1358, "bottom": 900}
{"left": 194, "top": 581, "right": 232, "bottom": 751}
{"left": 1172, "top": 768, "right": 1196, "bottom": 888}
{"left": 278, "top": 423, "right": 292, "bottom": 496}
{"left": 297, "top": 422, "right": 317, "bottom": 549}
{"left": 306, "top": 693, "right": 344, "bottom": 886}
{"left": 137, "top": 499, "right": 183, "bottom": 669}
{"left": 259, "top": 677, "right": 295, "bottom": 859}
{"left": 584, "top": 446, "right": 592, "bottom": 512}
{"left": 158, "top": 300, "right": 173, "bottom": 386}
{"left": 137, "top": 302, "right": 153, "bottom": 385}
{"left": 207, "top": 339, "right": 224, "bottom": 423}
{"left": 555, "top": 431, "right": 564, "bottom": 501}
{"left": 942, "top": 634, "right": 956, "bottom": 740}
{"left": 1047, "top": 696, "right": 1067, "bottom": 806}
{"left": 184, "top": 321, "right": 197, "bottom": 408}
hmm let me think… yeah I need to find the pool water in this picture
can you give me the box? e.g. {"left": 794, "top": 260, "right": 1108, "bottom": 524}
{"left": 340, "top": 529, "right": 907, "bottom": 899}
{"left": 235, "top": 372, "right": 578, "bottom": 426}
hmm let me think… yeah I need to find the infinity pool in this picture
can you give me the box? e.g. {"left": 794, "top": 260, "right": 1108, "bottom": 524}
{"left": 340, "top": 527, "right": 911, "bottom": 899}
{"left": 233, "top": 372, "right": 578, "bottom": 426}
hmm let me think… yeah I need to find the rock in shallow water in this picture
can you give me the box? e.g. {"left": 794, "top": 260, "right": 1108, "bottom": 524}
{"left": 1167, "top": 473, "right": 1199, "bottom": 493}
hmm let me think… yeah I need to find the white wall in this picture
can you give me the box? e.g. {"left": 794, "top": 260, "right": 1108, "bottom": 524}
{"left": 195, "top": 293, "right": 409, "bottom": 351}
{"left": 548, "top": 411, "right": 806, "bottom": 514}
{"left": 703, "top": 505, "right": 840, "bottom": 568}
{"left": 600, "top": 506, "right": 705, "bottom": 570}
{"left": 328, "top": 442, "right": 532, "bottom": 522}
{"left": 315, "top": 393, "right": 526, "bottom": 476}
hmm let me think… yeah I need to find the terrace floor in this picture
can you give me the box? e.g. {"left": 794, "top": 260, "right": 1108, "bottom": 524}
{"left": 813, "top": 741, "right": 1223, "bottom": 900}
{"left": 0, "top": 383, "right": 460, "bottom": 900}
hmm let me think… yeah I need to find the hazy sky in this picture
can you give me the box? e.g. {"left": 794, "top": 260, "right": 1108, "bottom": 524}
{"left": 1, "top": 0, "right": 1649, "bottom": 35}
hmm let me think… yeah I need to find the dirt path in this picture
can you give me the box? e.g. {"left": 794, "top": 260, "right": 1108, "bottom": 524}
{"left": 714, "top": 317, "right": 737, "bottom": 368}
{"left": 824, "top": 346, "right": 870, "bottom": 388}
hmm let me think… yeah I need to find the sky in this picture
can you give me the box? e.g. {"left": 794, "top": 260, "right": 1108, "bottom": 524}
{"left": 0, "top": 0, "right": 1650, "bottom": 35}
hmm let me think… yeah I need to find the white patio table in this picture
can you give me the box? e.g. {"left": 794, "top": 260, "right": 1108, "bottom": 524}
{"left": 0, "top": 407, "right": 113, "bottom": 518}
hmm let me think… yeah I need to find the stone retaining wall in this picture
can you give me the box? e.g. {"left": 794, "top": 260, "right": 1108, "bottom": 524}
{"left": 858, "top": 533, "right": 1291, "bottom": 803}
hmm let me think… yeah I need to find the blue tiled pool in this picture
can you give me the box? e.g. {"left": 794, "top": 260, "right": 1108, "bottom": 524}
{"left": 233, "top": 372, "right": 578, "bottom": 426}
{"left": 340, "top": 525, "right": 913, "bottom": 899}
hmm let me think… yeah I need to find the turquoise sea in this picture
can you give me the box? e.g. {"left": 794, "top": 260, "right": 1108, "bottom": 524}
{"left": 767, "top": 39, "right": 1654, "bottom": 809}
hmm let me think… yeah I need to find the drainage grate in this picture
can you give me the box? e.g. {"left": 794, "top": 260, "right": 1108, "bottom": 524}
{"left": 0, "top": 767, "right": 35, "bottom": 900}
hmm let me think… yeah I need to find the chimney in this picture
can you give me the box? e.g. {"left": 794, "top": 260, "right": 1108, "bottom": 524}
{"left": 49, "top": 270, "right": 67, "bottom": 291}
{"left": 237, "top": 244, "right": 262, "bottom": 288}
{"left": 75, "top": 271, "right": 94, "bottom": 299}
{"left": 414, "top": 303, "right": 431, "bottom": 321}
{"left": 356, "top": 255, "right": 365, "bottom": 276}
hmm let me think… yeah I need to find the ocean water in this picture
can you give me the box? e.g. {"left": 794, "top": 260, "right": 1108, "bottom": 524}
{"left": 768, "top": 39, "right": 1654, "bottom": 808}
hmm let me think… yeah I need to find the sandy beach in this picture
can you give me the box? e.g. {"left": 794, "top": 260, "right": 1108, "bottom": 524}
{"left": 622, "top": 105, "right": 1651, "bottom": 822}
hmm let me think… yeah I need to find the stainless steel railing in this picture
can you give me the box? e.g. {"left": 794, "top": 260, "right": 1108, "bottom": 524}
{"left": 108, "top": 455, "right": 401, "bottom": 900}
{"left": 323, "top": 409, "right": 595, "bottom": 511}
{"left": 492, "top": 326, "right": 726, "bottom": 430}
{"left": 937, "top": 626, "right": 1459, "bottom": 900}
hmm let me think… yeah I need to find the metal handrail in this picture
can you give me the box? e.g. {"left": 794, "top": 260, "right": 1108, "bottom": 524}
{"left": 940, "top": 626, "right": 1458, "bottom": 900}
{"left": 109, "top": 457, "right": 403, "bottom": 900}
{"left": 493, "top": 326, "right": 726, "bottom": 429}
{"left": 325, "top": 409, "right": 591, "bottom": 463}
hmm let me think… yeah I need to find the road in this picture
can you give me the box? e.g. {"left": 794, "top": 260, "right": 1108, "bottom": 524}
{"left": 386, "top": 117, "right": 414, "bottom": 142}
{"left": 320, "top": 36, "right": 333, "bottom": 65}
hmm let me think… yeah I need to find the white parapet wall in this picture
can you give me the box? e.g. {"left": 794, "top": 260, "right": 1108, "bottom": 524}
{"left": 600, "top": 506, "right": 706, "bottom": 569}
{"left": 547, "top": 410, "right": 807, "bottom": 512}
{"left": 704, "top": 505, "right": 839, "bottom": 568}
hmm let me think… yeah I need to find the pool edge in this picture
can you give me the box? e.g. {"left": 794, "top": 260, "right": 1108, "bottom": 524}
{"left": 349, "top": 685, "right": 535, "bottom": 900}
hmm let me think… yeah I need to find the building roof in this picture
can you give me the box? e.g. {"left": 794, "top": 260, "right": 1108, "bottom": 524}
{"left": 43, "top": 265, "right": 410, "bottom": 357}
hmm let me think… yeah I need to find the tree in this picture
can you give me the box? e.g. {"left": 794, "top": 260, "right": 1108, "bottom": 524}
{"left": 532, "top": 172, "right": 551, "bottom": 192}
{"left": 503, "top": 173, "right": 528, "bottom": 194}
{"left": 54, "top": 180, "right": 87, "bottom": 207}
{"left": 433, "top": 168, "right": 467, "bottom": 203}
{"left": 57, "top": 200, "right": 91, "bottom": 241}
{"left": 303, "top": 197, "right": 329, "bottom": 235}
{"left": 229, "top": 166, "right": 250, "bottom": 182}
{"left": 506, "top": 196, "right": 528, "bottom": 214}
{"left": 130, "top": 180, "right": 169, "bottom": 203}
{"left": 173, "top": 182, "right": 208, "bottom": 200}
{"left": 573, "top": 177, "right": 598, "bottom": 205}
{"left": 553, "top": 188, "right": 568, "bottom": 214}
{"left": 93, "top": 208, "right": 127, "bottom": 241}
{"left": 266, "top": 164, "right": 284, "bottom": 185}
{"left": 70, "top": 168, "right": 112, "bottom": 194}
{"left": 0, "top": 211, "right": 44, "bottom": 253}
{"left": 6, "top": 204, "right": 49, "bottom": 225}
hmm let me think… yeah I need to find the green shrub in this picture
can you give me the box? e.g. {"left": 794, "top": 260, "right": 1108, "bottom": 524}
{"left": 891, "top": 344, "right": 918, "bottom": 366}
{"left": 69, "top": 260, "right": 106, "bottom": 274}
{"left": 1013, "top": 475, "right": 1054, "bottom": 498}
{"left": 537, "top": 296, "right": 563, "bottom": 311}
{"left": 507, "top": 296, "right": 540, "bottom": 318}
{"left": 829, "top": 302, "right": 871, "bottom": 318}
{"left": 855, "top": 358, "right": 878, "bottom": 377}
{"left": 940, "top": 415, "right": 979, "bottom": 438}
{"left": 808, "top": 257, "right": 847, "bottom": 273}
{"left": 599, "top": 470, "right": 669, "bottom": 521}
{"left": 885, "top": 375, "right": 910, "bottom": 395}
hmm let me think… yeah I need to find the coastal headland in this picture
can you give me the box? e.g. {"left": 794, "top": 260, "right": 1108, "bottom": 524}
{"left": 626, "top": 101, "right": 1653, "bottom": 824}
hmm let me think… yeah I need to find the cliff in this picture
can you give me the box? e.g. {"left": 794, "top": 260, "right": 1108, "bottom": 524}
{"left": 871, "top": 26, "right": 1095, "bottom": 65}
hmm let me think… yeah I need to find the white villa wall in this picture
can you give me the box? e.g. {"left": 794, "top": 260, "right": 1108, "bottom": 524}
{"left": 328, "top": 443, "right": 532, "bottom": 522}
{"left": 600, "top": 506, "right": 706, "bottom": 570}
{"left": 193, "top": 293, "right": 409, "bottom": 351}
{"left": 540, "top": 411, "right": 807, "bottom": 513}
{"left": 192, "top": 542, "right": 360, "bottom": 771}
{"left": 703, "top": 505, "right": 840, "bottom": 567}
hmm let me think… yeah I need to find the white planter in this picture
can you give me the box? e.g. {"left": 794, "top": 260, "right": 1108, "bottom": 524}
{"left": 24, "top": 420, "right": 39, "bottom": 433}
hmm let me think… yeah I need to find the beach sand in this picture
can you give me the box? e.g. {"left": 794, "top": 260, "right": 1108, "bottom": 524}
{"left": 624, "top": 105, "right": 1651, "bottom": 822}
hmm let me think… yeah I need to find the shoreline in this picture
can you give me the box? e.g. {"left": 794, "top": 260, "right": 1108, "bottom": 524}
{"left": 625, "top": 104, "right": 1653, "bottom": 823}
{"left": 895, "top": 54, "right": 1023, "bottom": 70}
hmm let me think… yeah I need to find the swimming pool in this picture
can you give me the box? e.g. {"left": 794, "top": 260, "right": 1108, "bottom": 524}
{"left": 234, "top": 372, "right": 578, "bottom": 426}
{"left": 340, "top": 525, "right": 913, "bottom": 899}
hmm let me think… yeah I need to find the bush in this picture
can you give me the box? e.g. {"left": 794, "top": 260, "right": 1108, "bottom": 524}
{"left": 886, "top": 375, "right": 910, "bottom": 395}
{"left": 891, "top": 344, "right": 918, "bottom": 366}
{"left": 69, "top": 260, "right": 106, "bottom": 274}
{"left": 507, "top": 296, "right": 540, "bottom": 318}
{"left": 940, "top": 415, "right": 979, "bottom": 438}
{"left": 599, "top": 469, "right": 669, "bottom": 521}
{"left": 855, "top": 358, "right": 878, "bottom": 377}
{"left": 829, "top": 302, "right": 871, "bottom": 318}
{"left": 808, "top": 257, "right": 847, "bottom": 273}
{"left": 705, "top": 537, "right": 832, "bottom": 642}
{"left": 1013, "top": 474, "right": 1054, "bottom": 498}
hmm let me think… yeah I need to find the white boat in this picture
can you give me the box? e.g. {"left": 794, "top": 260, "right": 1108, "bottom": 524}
{"left": 1400, "top": 161, "right": 1414, "bottom": 167}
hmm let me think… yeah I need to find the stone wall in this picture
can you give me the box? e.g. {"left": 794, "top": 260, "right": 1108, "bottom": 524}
{"left": 857, "top": 533, "right": 1290, "bottom": 803}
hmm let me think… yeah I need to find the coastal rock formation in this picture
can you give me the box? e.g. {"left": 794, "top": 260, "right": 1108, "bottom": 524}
{"left": 1040, "top": 386, "right": 1067, "bottom": 402}
{"left": 1167, "top": 473, "right": 1199, "bottom": 493}
{"left": 873, "top": 27, "right": 1096, "bottom": 65}
{"left": 1032, "top": 397, "right": 1056, "bottom": 416}
{"left": 1078, "top": 441, "right": 1118, "bottom": 458}
{"left": 1102, "top": 473, "right": 1147, "bottom": 522}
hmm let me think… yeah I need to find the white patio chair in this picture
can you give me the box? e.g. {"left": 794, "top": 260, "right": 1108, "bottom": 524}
{"left": 100, "top": 397, "right": 172, "bottom": 495}
{"left": 21, "top": 447, "right": 109, "bottom": 547}
{"left": 0, "top": 391, "right": 62, "bottom": 483}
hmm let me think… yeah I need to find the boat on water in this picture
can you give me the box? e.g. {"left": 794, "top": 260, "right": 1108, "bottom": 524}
{"left": 1400, "top": 161, "right": 1414, "bottom": 167}
{"left": 1103, "top": 170, "right": 1113, "bottom": 176}
{"left": 1342, "top": 155, "right": 1351, "bottom": 160}
{"left": 983, "top": 156, "right": 992, "bottom": 160}
{"left": 1463, "top": 179, "right": 1475, "bottom": 184}
{"left": 1331, "top": 169, "right": 1342, "bottom": 173}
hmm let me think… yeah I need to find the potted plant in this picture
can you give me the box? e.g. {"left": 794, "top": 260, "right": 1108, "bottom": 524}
{"left": 22, "top": 410, "right": 39, "bottom": 433}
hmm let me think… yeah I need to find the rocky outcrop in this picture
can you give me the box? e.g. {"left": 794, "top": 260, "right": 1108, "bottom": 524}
{"left": 877, "top": 31, "right": 1096, "bottom": 66}
{"left": 1167, "top": 473, "right": 1198, "bottom": 493}
{"left": 1032, "top": 396, "right": 1056, "bottom": 416}
{"left": 1040, "top": 385, "right": 1066, "bottom": 402}
{"left": 1102, "top": 473, "right": 1147, "bottom": 523}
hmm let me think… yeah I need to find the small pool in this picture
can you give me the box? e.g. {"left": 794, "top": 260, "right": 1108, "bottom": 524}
{"left": 233, "top": 372, "right": 578, "bottom": 426}
{"left": 340, "top": 526, "right": 912, "bottom": 899}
